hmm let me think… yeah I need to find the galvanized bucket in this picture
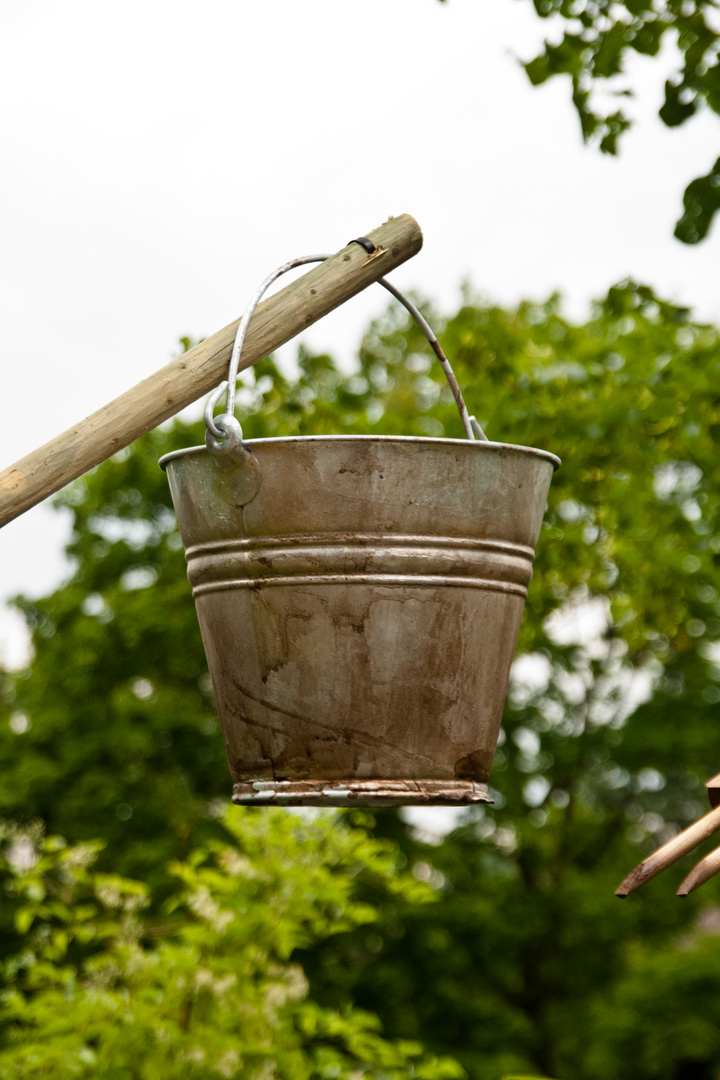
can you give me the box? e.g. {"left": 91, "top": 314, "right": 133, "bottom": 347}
{"left": 160, "top": 251, "right": 558, "bottom": 805}
{"left": 160, "top": 433, "right": 558, "bottom": 805}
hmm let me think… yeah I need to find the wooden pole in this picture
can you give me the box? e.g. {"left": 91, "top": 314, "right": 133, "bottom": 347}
{"left": 677, "top": 845, "right": 720, "bottom": 896}
{"left": 615, "top": 803, "right": 720, "bottom": 897}
{"left": 0, "top": 215, "right": 423, "bottom": 528}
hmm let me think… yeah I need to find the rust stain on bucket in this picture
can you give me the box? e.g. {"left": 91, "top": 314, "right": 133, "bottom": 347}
{"left": 160, "top": 435, "right": 559, "bottom": 806}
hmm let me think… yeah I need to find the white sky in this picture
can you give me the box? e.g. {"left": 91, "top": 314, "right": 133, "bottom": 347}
{"left": 1, "top": 0, "right": 719, "bottom": 668}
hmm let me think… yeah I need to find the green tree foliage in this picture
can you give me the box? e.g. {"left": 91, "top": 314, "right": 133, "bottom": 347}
{"left": 0, "top": 813, "right": 461, "bottom": 1079}
{"left": 524, "top": 0, "right": 720, "bottom": 241}
{"left": 3, "top": 283, "right": 720, "bottom": 1075}
{"left": 439, "top": 0, "right": 720, "bottom": 242}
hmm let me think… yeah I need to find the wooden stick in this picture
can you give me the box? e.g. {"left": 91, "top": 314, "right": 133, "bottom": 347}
{"left": 706, "top": 771, "right": 720, "bottom": 808}
{"left": 0, "top": 215, "right": 422, "bottom": 528}
{"left": 677, "top": 845, "right": 720, "bottom": 897}
{"left": 616, "top": 804, "right": 720, "bottom": 898}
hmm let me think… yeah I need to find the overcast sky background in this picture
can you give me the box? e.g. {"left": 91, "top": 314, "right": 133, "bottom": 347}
{"left": 2, "top": 0, "right": 719, "bottom": 672}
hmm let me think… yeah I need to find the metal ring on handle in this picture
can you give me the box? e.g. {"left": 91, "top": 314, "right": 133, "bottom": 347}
{"left": 205, "top": 254, "right": 486, "bottom": 452}
{"left": 205, "top": 413, "right": 245, "bottom": 457}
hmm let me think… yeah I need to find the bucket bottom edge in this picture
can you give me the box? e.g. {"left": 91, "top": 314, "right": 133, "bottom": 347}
{"left": 231, "top": 778, "right": 492, "bottom": 807}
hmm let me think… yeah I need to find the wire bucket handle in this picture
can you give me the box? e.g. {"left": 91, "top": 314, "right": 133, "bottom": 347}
{"left": 204, "top": 237, "right": 486, "bottom": 458}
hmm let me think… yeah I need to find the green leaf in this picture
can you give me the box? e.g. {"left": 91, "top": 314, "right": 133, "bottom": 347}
{"left": 13, "top": 907, "right": 34, "bottom": 935}
{"left": 659, "top": 79, "right": 697, "bottom": 127}
{"left": 674, "top": 155, "right": 720, "bottom": 243}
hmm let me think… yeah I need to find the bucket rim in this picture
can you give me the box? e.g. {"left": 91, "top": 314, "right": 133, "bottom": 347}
{"left": 159, "top": 435, "right": 560, "bottom": 471}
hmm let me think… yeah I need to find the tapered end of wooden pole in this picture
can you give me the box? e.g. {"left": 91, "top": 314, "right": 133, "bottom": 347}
{"left": 616, "top": 804, "right": 720, "bottom": 898}
{"left": 677, "top": 870, "right": 703, "bottom": 897}
{"left": 677, "top": 845, "right": 720, "bottom": 897}
{"left": 615, "top": 868, "right": 648, "bottom": 898}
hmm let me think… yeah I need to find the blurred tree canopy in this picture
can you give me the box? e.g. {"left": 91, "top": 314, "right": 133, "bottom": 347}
{"left": 0, "top": 812, "right": 461, "bottom": 1079}
{"left": 441, "top": 0, "right": 720, "bottom": 242}
{"left": 2, "top": 282, "right": 720, "bottom": 1076}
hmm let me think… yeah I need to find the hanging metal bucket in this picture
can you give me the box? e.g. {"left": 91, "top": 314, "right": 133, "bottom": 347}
{"left": 160, "top": 249, "right": 559, "bottom": 805}
{"left": 160, "top": 434, "right": 558, "bottom": 805}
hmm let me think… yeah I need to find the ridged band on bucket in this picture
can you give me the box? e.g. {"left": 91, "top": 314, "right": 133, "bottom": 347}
{"left": 161, "top": 435, "right": 559, "bottom": 806}
{"left": 185, "top": 535, "right": 536, "bottom": 597}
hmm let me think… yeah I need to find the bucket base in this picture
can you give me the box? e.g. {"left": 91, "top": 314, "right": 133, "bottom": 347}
{"left": 231, "top": 778, "right": 492, "bottom": 807}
